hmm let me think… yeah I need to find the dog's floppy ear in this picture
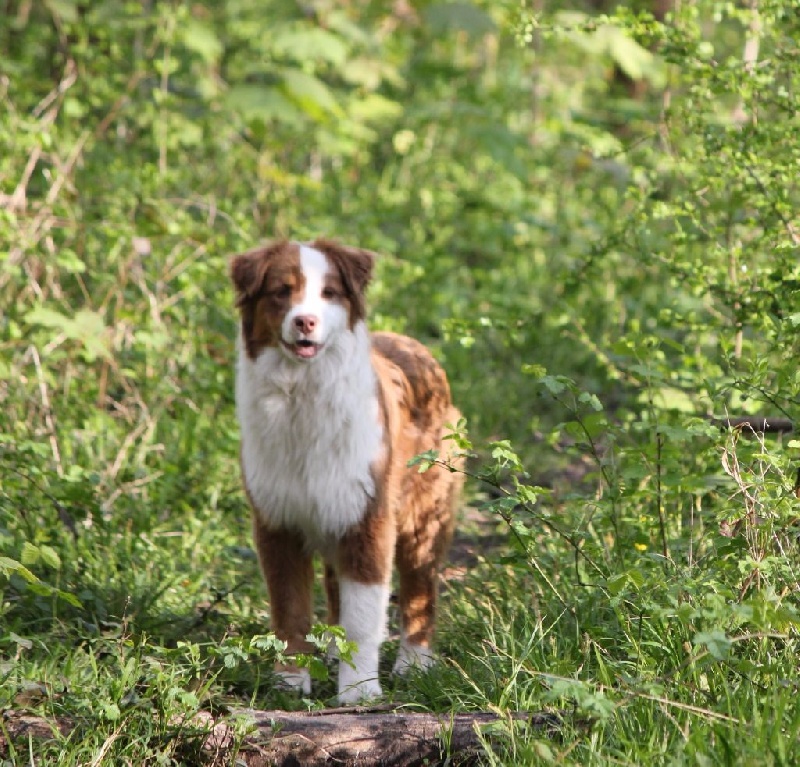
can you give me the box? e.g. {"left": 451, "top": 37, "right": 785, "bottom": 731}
{"left": 310, "top": 238, "right": 376, "bottom": 293}
{"left": 230, "top": 241, "right": 288, "bottom": 307}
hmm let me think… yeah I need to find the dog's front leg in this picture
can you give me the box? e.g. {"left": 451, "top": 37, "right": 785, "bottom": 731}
{"left": 335, "top": 511, "right": 395, "bottom": 705}
{"left": 253, "top": 518, "right": 314, "bottom": 694}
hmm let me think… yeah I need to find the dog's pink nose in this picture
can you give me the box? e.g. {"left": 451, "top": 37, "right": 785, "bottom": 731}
{"left": 294, "top": 314, "right": 318, "bottom": 335}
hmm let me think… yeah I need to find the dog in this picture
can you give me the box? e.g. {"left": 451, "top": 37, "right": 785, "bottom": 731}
{"left": 230, "top": 238, "right": 463, "bottom": 704}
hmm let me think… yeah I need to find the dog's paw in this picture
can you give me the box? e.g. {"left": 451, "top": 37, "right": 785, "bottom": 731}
{"left": 337, "top": 676, "right": 382, "bottom": 706}
{"left": 274, "top": 665, "right": 311, "bottom": 695}
{"left": 392, "top": 641, "right": 436, "bottom": 676}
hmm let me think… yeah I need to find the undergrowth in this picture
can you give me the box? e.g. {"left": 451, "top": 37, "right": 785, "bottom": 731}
{"left": 3, "top": 1, "right": 800, "bottom": 765}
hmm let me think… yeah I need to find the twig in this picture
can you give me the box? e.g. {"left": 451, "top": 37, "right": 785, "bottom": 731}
{"left": 434, "top": 459, "right": 607, "bottom": 582}
{"left": 0, "top": 463, "right": 77, "bottom": 539}
{"left": 183, "top": 580, "right": 251, "bottom": 632}
{"left": 3, "top": 62, "right": 77, "bottom": 213}
{"left": 629, "top": 691, "right": 742, "bottom": 723}
{"left": 88, "top": 727, "right": 122, "bottom": 767}
{"left": 29, "top": 345, "right": 63, "bottom": 478}
{"left": 655, "top": 432, "right": 669, "bottom": 561}
{"left": 743, "top": 162, "right": 800, "bottom": 247}
{"left": 2, "top": 52, "right": 153, "bottom": 292}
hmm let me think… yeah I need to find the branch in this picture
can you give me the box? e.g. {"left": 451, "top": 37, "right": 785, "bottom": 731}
{"left": 710, "top": 416, "right": 793, "bottom": 434}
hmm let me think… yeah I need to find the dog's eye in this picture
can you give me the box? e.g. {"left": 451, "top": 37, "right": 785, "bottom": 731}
{"left": 322, "top": 287, "right": 338, "bottom": 299}
{"left": 272, "top": 285, "right": 292, "bottom": 299}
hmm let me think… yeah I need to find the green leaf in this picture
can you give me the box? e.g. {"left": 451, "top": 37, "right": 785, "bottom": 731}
{"left": 578, "top": 391, "right": 604, "bottom": 412}
{"left": 24, "top": 306, "right": 69, "bottom": 329}
{"left": 100, "top": 702, "right": 121, "bottom": 721}
{"left": 20, "top": 542, "right": 39, "bottom": 566}
{"left": 270, "top": 26, "right": 348, "bottom": 66}
{"left": 56, "top": 249, "right": 86, "bottom": 274}
{"left": 71, "top": 309, "right": 111, "bottom": 362}
{"left": 25, "top": 307, "right": 110, "bottom": 361}
{"left": 540, "top": 376, "right": 567, "bottom": 396}
{"left": 225, "top": 85, "right": 303, "bottom": 126}
{"left": 521, "top": 364, "right": 547, "bottom": 378}
{"left": 251, "top": 634, "right": 286, "bottom": 654}
{"left": 608, "top": 568, "right": 645, "bottom": 595}
{"left": 279, "top": 69, "right": 343, "bottom": 121}
{"left": 0, "top": 556, "right": 39, "bottom": 584}
{"left": 410, "top": 449, "right": 439, "bottom": 473}
{"left": 693, "top": 630, "right": 732, "bottom": 661}
{"left": 642, "top": 386, "right": 697, "bottom": 413}
{"left": 38, "top": 545, "right": 61, "bottom": 570}
{"left": 599, "top": 26, "right": 655, "bottom": 82}
{"left": 46, "top": 0, "right": 78, "bottom": 22}
{"left": 55, "top": 589, "right": 81, "bottom": 607}
{"left": 515, "top": 484, "right": 538, "bottom": 505}
{"left": 490, "top": 441, "right": 523, "bottom": 472}
{"left": 532, "top": 741, "right": 556, "bottom": 763}
{"left": 349, "top": 94, "right": 403, "bottom": 125}
{"left": 180, "top": 18, "right": 223, "bottom": 63}
{"left": 305, "top": 656, "right": 329, "bottom": 681}
{"left": 607, "top": 573, "right": 625, "bottom": 596}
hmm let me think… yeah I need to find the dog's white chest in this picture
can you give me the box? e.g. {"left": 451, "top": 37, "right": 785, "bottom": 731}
{"left": 237, "top": 339, "right": 383, "bottom": 543}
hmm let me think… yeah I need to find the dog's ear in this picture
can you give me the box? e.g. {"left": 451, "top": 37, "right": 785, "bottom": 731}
{"left": 230, "top": 242, "right": 288, "bottom": 307}
{"left": 311, "top": 238, "right": 376, "bottom": 294}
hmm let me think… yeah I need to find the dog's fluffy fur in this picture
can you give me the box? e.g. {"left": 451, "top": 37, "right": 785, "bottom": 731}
{"left": 231, "top": 239, "right": 462, "bottom": 704}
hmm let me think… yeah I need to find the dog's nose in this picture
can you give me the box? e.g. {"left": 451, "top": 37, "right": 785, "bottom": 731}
{"left": 293, "top": 315, "right": 318, "bottom": 335}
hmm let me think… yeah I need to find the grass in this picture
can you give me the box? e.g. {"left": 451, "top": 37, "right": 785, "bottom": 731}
{"left": 5, "top": 448, "right": 799, "bottom": 766}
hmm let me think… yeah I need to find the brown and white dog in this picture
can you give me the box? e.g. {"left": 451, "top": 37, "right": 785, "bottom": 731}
{"left": 231, "top": 238, "right": 463, "bottom": 704}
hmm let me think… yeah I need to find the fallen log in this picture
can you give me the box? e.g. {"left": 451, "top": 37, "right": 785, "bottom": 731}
{"left": 2, "top": 706, "right": 565, "bottom": 766}
{"left": 235, "top": 706, "right": 563, "bottom": 766}
{"left": 711, "top": 416, "right": 793, "bottom": 434}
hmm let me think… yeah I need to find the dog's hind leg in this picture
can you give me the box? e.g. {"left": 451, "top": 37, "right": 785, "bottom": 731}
{"left": 324, "top": 562, "right": 340, "bottom": 625}
{"left": 393, "top": 557, "right": 439, "bottom": 673}
{"left": 394, "top": 456, "right": 461, "bottom": 675}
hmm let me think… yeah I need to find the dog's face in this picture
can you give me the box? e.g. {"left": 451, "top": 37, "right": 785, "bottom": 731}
{"left": 231, "top": 239, "right": 375, "bottom": 361}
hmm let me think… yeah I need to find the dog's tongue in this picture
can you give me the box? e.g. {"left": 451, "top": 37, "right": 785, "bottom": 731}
{"left": 294, "top": 343, "right": 318, "bottom": 359}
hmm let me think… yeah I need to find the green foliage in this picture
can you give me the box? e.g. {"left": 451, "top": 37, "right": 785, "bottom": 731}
{"left": 2, "top": 0, "right": 800, "bottom": 763}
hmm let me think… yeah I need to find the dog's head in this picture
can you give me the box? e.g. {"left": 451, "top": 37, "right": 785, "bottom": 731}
{"left": 231, "top": 239, "right": 375, "bottom": 362}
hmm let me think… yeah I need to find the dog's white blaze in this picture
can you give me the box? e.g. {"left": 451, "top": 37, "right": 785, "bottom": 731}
{"left": 281, "top": 244, "right": 348, "bottom": 347}
{"left": 337, "top": 580, "right": 389, "bottom": 704}
{"left": 236, "top": 249, "right": 383, "bottom": 543}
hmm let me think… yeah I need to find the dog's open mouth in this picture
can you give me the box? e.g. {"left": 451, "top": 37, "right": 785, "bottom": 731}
{"left": 283, "top": 339, "right": 322, "bottom": 360}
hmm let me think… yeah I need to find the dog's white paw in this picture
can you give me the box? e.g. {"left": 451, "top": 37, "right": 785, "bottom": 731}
{"left": 337, "top": 675, "right": 382, "bottom": 706}
{"left": 392, "top": 641, "right": 436, "bottom": 676}
{"left": 275, "top": 666, "right": 311, "bottom": 695}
